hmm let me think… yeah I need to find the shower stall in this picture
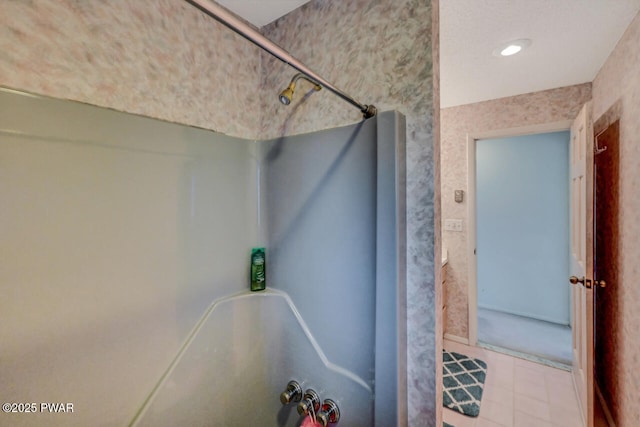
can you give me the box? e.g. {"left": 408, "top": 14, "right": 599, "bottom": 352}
{"left": 0, "top": 86, "right": 406, "bottom": 426}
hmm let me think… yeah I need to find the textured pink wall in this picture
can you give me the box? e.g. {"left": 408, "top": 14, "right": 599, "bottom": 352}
{"left": 441, "top": 83, "right": 592, "bottom": 339}
{"left": 0, "top": 0, "right": 262, "bottom": 139}
{"left": 592, "top": 11, "right": 640, "bottom": 426}
{"left": 432, "top": 2, "right": 443, "bottom": 426}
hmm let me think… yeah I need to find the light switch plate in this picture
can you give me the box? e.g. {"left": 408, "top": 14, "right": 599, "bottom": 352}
{"left": 444, "top": 219, "right": 463, "bottom": 232}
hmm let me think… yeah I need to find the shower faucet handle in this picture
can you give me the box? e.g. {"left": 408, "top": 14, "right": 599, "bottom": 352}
{"left": 280, "top": 380, "right": 303, "bottom": 405}
{"left": 297, "top": 389, "right": 320, "bottom": 416}
{"left": 316, "top": 399, "right": 340, "bottom": 426}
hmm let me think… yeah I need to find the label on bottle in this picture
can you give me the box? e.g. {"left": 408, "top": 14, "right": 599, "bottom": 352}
{"left": 250, "top": 247, "right": 266, "bottom": 291}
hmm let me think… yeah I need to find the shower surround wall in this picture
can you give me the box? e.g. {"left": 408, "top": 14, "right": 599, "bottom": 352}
{"left": 262, "top": 112, "right": 407, "bottom": 426}
{"left": 0, "top": 0, "right": 437, "bottom": 425}
{"left": 441, "top": 83, "right": 591, "bottom": 340}
{"left": 1, "top": 88, "right": 406, "bottom": 427}
{"left": 133, "top": 112, "right": 406, "bottom": 426}
{"left": 0, "top": 88, "right": 261, "bottom": 426}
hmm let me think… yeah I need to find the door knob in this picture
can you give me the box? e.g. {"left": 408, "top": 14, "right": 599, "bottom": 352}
{"left": 569, "top": 276, "right": 585, "bottom": 285}
{"left": 570, "top": 276, "right": 606, "bottom": 289}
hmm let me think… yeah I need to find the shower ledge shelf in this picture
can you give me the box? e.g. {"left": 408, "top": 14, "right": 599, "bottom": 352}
{"left": 130, "top": 288, "right": 372, "bottom": 426}
{"left": 188, "top": 288, "right": 371, "bottom": 392}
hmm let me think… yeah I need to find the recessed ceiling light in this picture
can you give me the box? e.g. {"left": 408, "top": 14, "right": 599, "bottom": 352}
{"left": 501, "top": 45, "right": 522, "bottom": 56}
{"left": 493, "top": 39, "right": 532, "bottom": 57}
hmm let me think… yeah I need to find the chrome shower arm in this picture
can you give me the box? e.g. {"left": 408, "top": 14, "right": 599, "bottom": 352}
{"left": 185, "top": 0, "right": 377, "bottom": 118}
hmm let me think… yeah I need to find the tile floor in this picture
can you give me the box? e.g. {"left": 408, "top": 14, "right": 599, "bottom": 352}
{"left": 443, "top": 339, "right": 583, "bottom": 427}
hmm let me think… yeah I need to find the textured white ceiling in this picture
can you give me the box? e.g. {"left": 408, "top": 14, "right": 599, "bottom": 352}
{"left": 217, "top": 0, "right": 640, "bottom": 108}
{"left": 440, "top": 0, "right": 640, "bottom": 107}
{"left": 215, "top": 0, "right": 311, "bottom": 27}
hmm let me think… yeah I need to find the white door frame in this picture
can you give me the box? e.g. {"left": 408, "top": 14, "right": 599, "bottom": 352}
{"left": 466, "top": 120, "right": 573, "bottom": 346}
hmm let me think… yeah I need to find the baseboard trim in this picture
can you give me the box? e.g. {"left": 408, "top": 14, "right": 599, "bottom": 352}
{"left": 444, "top": 333, "right": 469, "bottom": 345}
{"left": 595, "top": 381, "right": 616, "bottom": 427}
{"left": 478, "top": 304, "right": 569, "bottom": 326}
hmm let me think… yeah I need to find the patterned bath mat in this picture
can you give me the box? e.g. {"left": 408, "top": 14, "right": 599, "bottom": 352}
{"left": 443, "top": 350, "right": 487, "bottom": 417}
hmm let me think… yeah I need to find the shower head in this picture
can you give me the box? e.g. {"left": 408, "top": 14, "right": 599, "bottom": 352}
{"left": 278, "top": 73, "right": 322, "bottom": 106}
{"left": 279, "top": 82, "right": 296, "bottom": 105}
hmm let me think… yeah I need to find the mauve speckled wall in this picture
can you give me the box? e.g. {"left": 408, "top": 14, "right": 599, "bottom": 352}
{"left": 0, "top": 0, "right": 261, "bottom": 139}
{"left": 440, "top": 83, "right": 592, "bottom": 340}
{"left": 259, "top": 1, "right": 438, "bottom": 425}
{"left": 592, "top": 11, "right": 640, "bottom": 426}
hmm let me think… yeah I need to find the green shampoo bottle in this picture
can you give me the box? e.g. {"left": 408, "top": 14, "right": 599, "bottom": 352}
{"left": 250, "top": 247, "right": 266, "bottom": 291}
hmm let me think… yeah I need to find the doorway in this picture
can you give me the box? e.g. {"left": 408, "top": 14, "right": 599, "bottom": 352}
{"left": 467, "top": 123, "right": 573, "bottom": 367}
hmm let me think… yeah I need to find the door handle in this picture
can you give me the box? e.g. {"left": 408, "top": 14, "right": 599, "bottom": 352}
{"left": 569, "top": 276, "right": 585, "bottom": 285}
{"left": 570, "top": 276, "right": 606, "bottom": 289}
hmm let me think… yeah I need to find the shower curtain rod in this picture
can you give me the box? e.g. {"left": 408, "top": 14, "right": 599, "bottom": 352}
{"left": 185, "top": 0, "right": 377, "bottom": 118}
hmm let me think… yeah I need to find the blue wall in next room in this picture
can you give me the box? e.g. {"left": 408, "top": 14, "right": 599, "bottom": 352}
{"left": 477, "top": 131, "right": 570, "bottom": 325}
